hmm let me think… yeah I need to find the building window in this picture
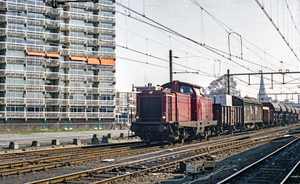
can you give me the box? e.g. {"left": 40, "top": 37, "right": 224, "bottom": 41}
{"left": 99, "top": 0, "right": 113, "bottom": 5}
{"left": 6, "top": 77, "right": 24, "bottom": 85}
{"left": 26, "top": 79, "right": 44, "bottom": 85}
{"left": 6, "top": 105, "right": 24, "bottom": 111}
{"left": 26, "top": 92, "right": 44, "bottom": 98}
{"left": 100, "top": 47, "right": 113, "bottom": 53}
{"left": 100, "top": 35, "right": 113, "bottom": 41}
{"left": 27, "top": 39, "right": 44, "bottom": 45}
{"left": 99, "top": 23, "right": 113, "bottom": 29}
{"left": 26, "top": 65, "right": 43, "bottom": 72}
{"left": 27, "top": 12, "right": 44, "bottom": 19}
{"left": 69, "top": 81, "right": 85, "bottom": 88}
{"left": 6, "top": 64, "right": 24, "bottom": 71}
{"left": 6, "top": 50, "right": 25, "bottom": 57}
{"left": 99, "top": 12, "right": 113, "bottom": 17}
{"left": 99, "top": 83, "right": 113, "bottom": 89}
{"left": 27, "top": 25, "right": 44, "bottom": 32}
{"left": 7, "top": 37, "right": 25, "bottom": 44}
{"left": 6, "top": 91, "right": 24, "bottom": 98}
{"left": 7, "top": 23, "right": 25, "bottom": 30}
{"left": 27, "top": 0, "right": 43, "bottom": 6}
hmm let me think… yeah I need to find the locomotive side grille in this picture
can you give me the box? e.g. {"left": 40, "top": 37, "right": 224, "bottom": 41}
{"left": 140, "top": 97, "right": 162, "bottom": 121}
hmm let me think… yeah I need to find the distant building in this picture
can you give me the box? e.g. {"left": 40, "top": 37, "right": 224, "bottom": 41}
{"left": 133, "top": 83, "right": 161, "bottom": 92}
{"left": 115, "top": 92, "right": 136, "bottom": 125}
{"left": 257, "top": 73, "right": 272, "bottom": 102}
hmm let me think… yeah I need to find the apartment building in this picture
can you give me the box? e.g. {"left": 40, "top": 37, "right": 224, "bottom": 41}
{"left": 0, "top": 0, "right": 116, "bottom": 130}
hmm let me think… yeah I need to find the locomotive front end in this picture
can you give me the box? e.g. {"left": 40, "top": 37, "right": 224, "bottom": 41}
{"left": 130, "top": 90, "right": 179, "bottom": 144}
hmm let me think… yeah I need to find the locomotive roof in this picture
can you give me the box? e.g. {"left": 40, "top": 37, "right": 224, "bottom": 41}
{"left": 161, "top": 81, "right": 202, "bottom": 89}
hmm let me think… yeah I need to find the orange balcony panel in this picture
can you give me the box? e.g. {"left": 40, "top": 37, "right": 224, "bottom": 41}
{"left": 27, "top": 51, "right": 45, "bottom": 56}
{"left": 70, "top": 56, "right": 87, "bottom": 61}
{"left": 101, "top": 58, "right": 115, "bottom": 66}
{"left": 46, "top": 53, "right": 60, "bottom": 58}
{"left": 87, "top": 57, "right": 100, "bottom": 64}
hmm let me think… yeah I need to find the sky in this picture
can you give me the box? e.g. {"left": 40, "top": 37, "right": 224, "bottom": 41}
{"left": 114, "top": 0, "right": 300, "bottom": 101}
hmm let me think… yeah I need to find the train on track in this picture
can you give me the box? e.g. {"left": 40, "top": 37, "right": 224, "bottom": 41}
{"left": 130, "top": 81, "right": 299, "bottom": 144}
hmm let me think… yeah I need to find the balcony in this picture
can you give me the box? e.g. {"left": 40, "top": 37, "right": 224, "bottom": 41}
{"left": 99, "top": 100, "right": 115, "bottom": 106}
{"left": 99, "top": 5, "right": 115, "bottom": 12}
{"left": 5, "top": 56, "right": 26, "bottom": 64}
{"left": 87, "top": 39, "right": 99, "bottom": 46}
{"left": 6, "top": 2, "right": 26, "bottom": 11}
{"left": 99, "top": 88, "right": 115, "bottom": 94}
{"left": 27, "top": 4, "right": 46, "bottom": 13}
{"left": 69, "top": 12, "right": 86, "bottom": 20}
{"left": 4, "top": 28, "right": 26, "bottom": 38}
{"left": 87, "top": 15, "right": 99, "bottom": 22}
{"left": 61, "top": 12, "right": 70, "bottom": 19}
{"left": 68, "top": 2, "right": 87, "bottom": 9}
{"left": 87, "top": 51, "right": 99, "bottom": 58}
{"left": 26, "top": 98, "right": 44, "bottom": 105}
{"left": 46, "top": 99, "right": 60, "bottom": 106}
{"left": 99, "top": 112, "right": 114, "bottom": 118}
{"left": 26, "top": 44, "right": 45, "bottom": 52}
{"left": 99, "top": 76, "right": 115, "bottom": 83}
{"left": 6, "top": 70, "right": 25, "bottom": 78}
{"left": 100, "top": 65, "right": 115, "bottom": 71}
{"left": 27, "top": 18, "right": 44, "bottom": 26}
{"left": 60, "top": 36, "right": 69, "bottom": 44}
{"left": 45, "top": 20, "right": 60, "bottom": 29}
{"left": 86, "top": 88, "right": 99, "bottom": 94}
{"left": 46, "top": 72, "right": 60, "bottom": 80}
{"left": 26, "top": 71, "right": 44, "bottom": 78}
{"left": 46, "top": 33, "right": 60, "bottom": 41}
{"left": 46, "top": 46, "right": 59, "bottom": 53}
{"left": 27, "top": 31, "right": 45, "bottom": 39}
{"left": 26, "top": 57, "right": 45, "bottom": 65}
{"left": 45, "top": 59, "right": 60, "bottom": 67}
{"left": 45, "top": 7, "right": 61, "bottom": 16}
{"left": 101, "top": 40, "right": 115, "bottom": 48}
{"left": 59, "top": 86, "right": 69, "bottom": 93}
{"left": 69, "top": 37, "right": 86, "bottom": 45}
{"left": 86, "top": 112, "right": 99, "bottom": 118}
{"left": 69, "top": 49, "right": 86, "bottom": 57}
{"left": 100, "top": 17, "right": 115, "bottom": 24}
{"left": 69, "top": 75, "right": 86, "bottom": 81}
{"left": 87, "top": 100, "right": 99, "bottom": 106}
{"left": 0, "top": 42, "right": 25, "bottom": 50}
{"left": 99, "top": 28, "right": 115, "bottom": 36}
{"left": 69, "top": 62, "right": 86, "bottom": 69}
{"left": 87, "top": 75, "right": 99, "bottom": 82}
{"left": 69, "top": 100, "right": 86, "bottom": 106}
{"left": 45, "top": 112, "right": 59, "bottom": 118}
{"left": 45, "top": 85, "right": 59, "bottom": 92}
{"left": 60, "top": 49, "right": 69, "bottom": 56}
{"left": 86, "top": 3, "right": 99, "bottom": 11}
{"left": 6, "top": 84, "right": 25, "bottom": 91}
{"left": 69, "top": 112, "right": 86, "bottom": 118}
{"left": 86, "top": 27, "right": 99, "bottom": 34}
{"left": 60, "top": 74, "right": 69, "bottom": 81}
{"left": 6, "top": 112, "right": 25, "bottom": 118}
{"left": 26, "top": 112, "right": 44, "bottom": 119}
{"left": 60, "top": 62, "right": 69, "bottom": 68}
{"left": 69, "top": 25, "right": 86, "bottom": 32}
{"left": 99, "top": 52, "right": 115, "bottom": 59}
{"left": 60, "top": 24, "right": 70, "bottom": 31}
{"left": 6, "top": 98, "right": 25, "bottom": 105}
{"left": 25, "top": 85, "right": 44, "bottom": 92}
{"left": 69, "top": 87, "right": 86, "bottom": 93}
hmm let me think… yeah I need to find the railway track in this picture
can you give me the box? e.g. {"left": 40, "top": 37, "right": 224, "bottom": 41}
{"left": 217, "top": 137, "right": 300, "bottom": 184}
{"left": 0, "top": 125, "right": 297, "bottom": 183}
{"left": 24, "top": 129, "right": 290, "bottom": 184}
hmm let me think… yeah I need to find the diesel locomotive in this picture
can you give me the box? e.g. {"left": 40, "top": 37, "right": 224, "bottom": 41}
{"left": 130, "top": 81, "right": 299, "bottom": 144}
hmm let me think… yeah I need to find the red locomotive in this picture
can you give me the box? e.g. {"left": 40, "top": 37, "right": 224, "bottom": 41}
{"left": 131, "top": 81, "right": 217, "bottom": 144}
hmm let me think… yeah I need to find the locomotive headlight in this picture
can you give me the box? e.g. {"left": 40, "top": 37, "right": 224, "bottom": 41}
{"left": 136, "top": 115, "right": 140, "bottom": 120}
{"left": 149, "top": 91, "right": 153, "bottom": 94}
{"left": 162, "top": 112, "right": 166, "bottom": 120}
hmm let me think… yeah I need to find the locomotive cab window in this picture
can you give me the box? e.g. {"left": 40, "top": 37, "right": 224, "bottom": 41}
{"left": 180, "top": 86, "right": 193, "bottom": 95}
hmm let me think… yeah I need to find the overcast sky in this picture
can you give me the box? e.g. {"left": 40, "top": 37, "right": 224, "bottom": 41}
{"left": 115, "top": 0, "right": 300, "bottom": 101}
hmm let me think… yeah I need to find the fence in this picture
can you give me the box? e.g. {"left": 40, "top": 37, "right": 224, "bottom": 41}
{"left": 0, "top": 122, "right": 130, "bottom": 133}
